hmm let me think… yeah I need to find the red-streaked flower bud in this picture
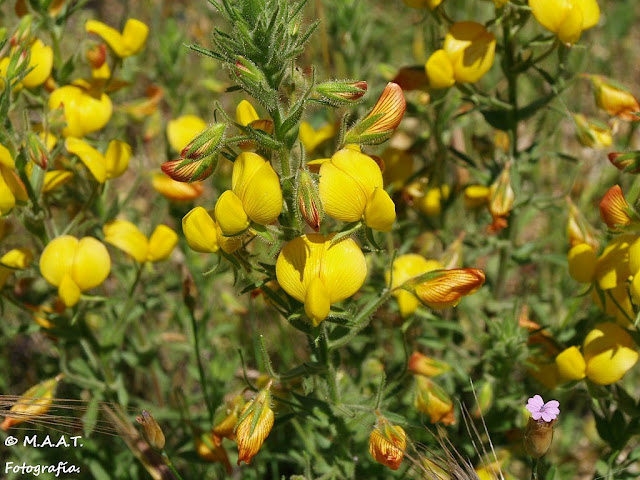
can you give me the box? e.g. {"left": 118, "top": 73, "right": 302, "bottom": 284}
{"left": 408, "top": 352, "right": 451, "bottom": 377}
{"left": 401, "top": 268, "right": 486, "bottom": 310}
{"left": 161, "top": 157, "right": 217, "bottom": 183}
{"left": 86, "top": 44, "right": 107, "bottom": 70}
{"left": 1, "top": 374, "right": 63, "bottom": 431}
{"left": 235, "top": 56, "right": 267, "bottom": 85}
{"left": 10, "top": 14, "right": 31, "bottom": 46}
{"left": 344, "top": 82, "right": 406, "bottom": 145}
{"left": 608, "top": 151, "right": 640, "bottom": 174}
{"left": 314, "top": 80, "right": 367, "bottom": 106}
{"left": 236, "top": 384, "right": 274, "bottom": 465}
{"left": 369, "top": 416, "right": 407, "bottom": 471}
{"left": 297, "top": 169, "right": 324, "bottom": 231}
{"left": 599, "top": 185, "right": 633, "bottom": 230}
{"left": 25, "top": 131, "right": 49, "bottom": 169}
{"left": 180, "top": 123, "right": 226, "bottom": 160}
{"left": 135, "top": 410, "right": 166, "bottom": 451}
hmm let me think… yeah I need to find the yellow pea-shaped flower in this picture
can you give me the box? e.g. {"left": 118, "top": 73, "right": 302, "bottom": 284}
{"left": 49, "top": 83, "right": 112, "bottom": 138}
{"left": 85, "top": 18, "right": 149, "bottom": 58}
{"left": 319, "top": 148, "right": 396, "bottom": 232}
{"left": 528, "top": 0, "right": 600, "bottom": 45}
{"left": 65, "top": 138, "right": 131, "bottom": 183}
{"left": 583, "top": 323, "right": 638, "bottom": 385}
{"left": 40, "top": 236, "right": 110, "bottom": 307}
{"left": 103, "top": 220, "right": 178, "bottom": 263}
{"left": 567, "top": 243, "right": 596, "bottom": 283}
{"left": 555, "top": 346, "right": 586, "bottom": 381}
{"left": 215, "top": 152, "right": 282, "bottom": 236}
{"left": 443, "top": 22, "right": 496, "bottom": 84}
{"left": 276, "top": 233, "right": 367, "bottom": 326}
{"left": 182, "top": 206, "right": 242, "bottom": 254}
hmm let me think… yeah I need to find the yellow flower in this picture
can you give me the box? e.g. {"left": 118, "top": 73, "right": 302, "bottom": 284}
{"left": 39, "top": 235, "right": 111, "bottom": 307}
{"left": 386, "top": 254, "right": 443, "bottom": 317}
{"left": 572, "top": 113, "right": 612, "bottom": 148}
{"left": 567, "top": 243, "right": 596, "bottom": 283}
{"left": 529, "top": 0, "right": 600, "bottom": 45}
{"left": 166, "top": 115, "right": 207, "bottom": 152}
{"left": 85, "top": 18, "right": 149, "bottom": 58}
{"left": 194, "top": 431, "right": 232, "bottom": 474}
{"left": 0, "top": 375, "right": 62, "bottom": 431}
{"left": 151, "top": 173, "right": 204, "bottom": 202}
{"left": 582, "top": 323, "right": 638, "bottom": 385}
{"left": 318, "top": 148, "right": 396, "bottom": 232}
{"left": 0, "top": 247, "right": 33, "bottom": 289}
{"left": 599, "top": 185, "right": 633, "bottom": 231}
{"left": 49, "top": 82, "right": 112, "bottom": 137}
{"left": 594, "top": 234, "right": 635, "bottom": 291}
{"left": 426, "top": 22, "right": 496, "bottom": 89}
{"left": 369, "top": 418, "right": 407, "bottom": 471}
{"left": 0, "top": 144, "right": 28, "bottom": 215}
{"left": 555, "top": 346, "right": 586, "bottom": 381}
{"left": 275, "top": 233, "right": 367, "bottom": 326}
{"left": 236, "top": 387, "right": 274, "bottom": 465}
{"left": 299, "top": 121, "right": 336, "bottom": 154}
{"left": 103, "top": 220, "right": 178, "bottom": 263}
{"left": 590, "top": 76, "right": 640, "bottom": 121}
{"left": 214, "top": 152, "right": 282, "bottom": 236}
{"left": 0, "top": 39, "right": 53, "bottom": 90}
{"left": 182, "top": 206, "right": 242, "bottom": 254}
{"left": 65, "top": 138, "right": 131, "bottom": 183}
{"left": 414, "top": 376, "right": 455, "bottom": 425}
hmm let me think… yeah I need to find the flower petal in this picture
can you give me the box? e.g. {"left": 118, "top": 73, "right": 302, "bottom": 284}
{"left": 40, "top": 235, "right": 78, "bottom": 286}
{"left": 240, "top": 161, "right": 282, "bottom": 226}
{"left": 147, "top": 225, "right": 178, "bottom": 262}
{"left": 320, "top": 236, "right": 367, "bottom": 303}
{"left": 58, "top": 273, "right": 81, "bottom": 307}
{"left": 305, "top": 277, "right": 331, "bottom": 326}
{"left": 215, "top": 190, "right": 249, "bottom": 236}
{"left": 103, "top": 220, "right": 149, "bottom": 263}
{"left": 364, "top": 187, "right": 396, "bottom": 232}
{"left": 65, "top": 137, "right": 107, "bottom": 183}
{"left": 71, "top": 237, "right": 111, "bottom": 290}
{"left": 104, "top": 140, "right": 131, "bottom": 179}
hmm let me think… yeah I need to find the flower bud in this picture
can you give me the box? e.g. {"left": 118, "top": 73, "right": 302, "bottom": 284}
{"left": 344, "top": 82, "right": 406, "bottom": 145}
{"left": 161, "top": 156, "right": 217, "bottom": 183}
{"left": 86, "top": 44, "right": 107, "bottom": 70}
{"left": 234, "top": 56, "right": 267, "bottom": 86}
{"left": 567, "top": 243, "right": 596, "bottom": 283}
{"left": 136, "top": 410, "right": 166, "bottom": 451}
{"left": 1, "top": 374, "right": 63, "bottom": 430}
{"left": 195, "top": 431, "right": 232, "bottom": 473}
{"left": 567, "top": 197, "right": 599, "bottom": 250}
{"left": 573, "top": 113, "right": 612, "bottom": 148}
{"left": 402, "top": 268, "right": 486, "bottom": 310}
{"left": 524, "top": 416, "right": 555, "bottom": 458}
{"left": 599, "top": 185, "right": 634, "bottom": 230}
{"left": 608, "top": 151, "right": 640, "bottom": 174}
{"left": 369, "top": 417, "right": 407, "bottom": 471}
{"left": 236, "top": 385, "right": 274, "bottom": 465}
{"left": 488, "top": 163, "right": 514, "bottom": 232}
{"left": 25, "top": 131, "right": 48, "bottom": 169}
{"left": 590, "top": 75, "right": 640, "bottom": 121}
{"left": 180, "top": 123, "right": 226, "bottom": 160}
{"left": 10, "top": 14, "right": 32, "bottom": 46}
{"left": 314, "top": 80, "right": 367, "bottom": 106}
{"left": 296, "top": 169, "right": 324, "bottom": 231}
{"left": 408, "top": 352, "right": 450, "bottom": 377}
{"left": 414, "top": 376, "right": 455, "bottom": 425}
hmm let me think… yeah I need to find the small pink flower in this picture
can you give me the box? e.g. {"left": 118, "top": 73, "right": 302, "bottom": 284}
{"left": 526, "top": 395, "right": 560, "bottom": 422}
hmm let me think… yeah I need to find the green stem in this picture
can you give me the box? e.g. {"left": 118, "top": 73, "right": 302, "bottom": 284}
{"left": 161, "top": 452, "right": 185, "bottom": 480}
{"left": 188, "top": 307, "right": 215, "bottom": 422}
{"left": 531, "top": 457, "right": 539, "bottom": 480}
{"left": 329, "top": 288, "right": 393, "bottom": 349}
